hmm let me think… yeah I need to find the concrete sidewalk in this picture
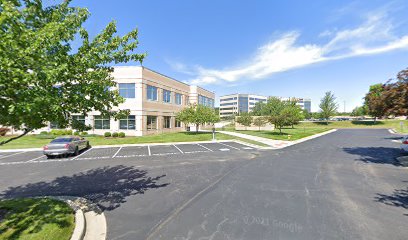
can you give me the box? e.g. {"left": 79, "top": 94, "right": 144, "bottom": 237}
{"left": 218, "top": 129, "right": 337, "bottom": 149}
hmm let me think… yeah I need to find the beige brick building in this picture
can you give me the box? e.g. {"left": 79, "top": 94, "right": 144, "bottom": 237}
{"left": 52, "top": 66, "right": 215, "bottom": 136}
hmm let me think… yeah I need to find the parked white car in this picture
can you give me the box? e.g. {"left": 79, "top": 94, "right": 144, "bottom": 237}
{"left": 400, "top": 136, "right": 408, "bottom": 153}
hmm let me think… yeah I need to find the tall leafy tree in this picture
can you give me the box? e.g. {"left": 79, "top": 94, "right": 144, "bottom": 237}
{"left": 319, "top": 91, "right": 338, "bottom": 125}
{"left": 0, "top": 0, "right": 145, "bottom": 145}
{"left": 236, "top": 112, "right": 252, "bottom": 130}
{"left": 284, "top": 99, "right": 304, "bottom": 128}
{"left": 364, "top": 84, "right": 387, "bottom": 122}
{"left": 265, "top": 97, "right": 287, "bottom": 134}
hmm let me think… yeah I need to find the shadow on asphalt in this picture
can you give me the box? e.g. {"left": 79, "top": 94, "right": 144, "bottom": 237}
{"left": 343, "top": 147, "right": 402, "bottom": 166}
{"left": 0, "top": 165, "right": 169, "bottom": 211}
{"left": 375, "top": 185, "right": 408, "bottom": 216}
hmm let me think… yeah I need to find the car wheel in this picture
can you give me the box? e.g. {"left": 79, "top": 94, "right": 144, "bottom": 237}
{"left": 74, "top": 147, "right": 79, "bottom": 156}
{"left": 46, "top": 155, "right": 54, "bottom": 159}
{"left": 86, "top": 142, "right": 90, "bottom": 149}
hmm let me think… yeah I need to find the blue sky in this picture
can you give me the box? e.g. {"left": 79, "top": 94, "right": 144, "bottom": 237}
{"left": 67, "top": 0, "right": 408, "bottom": 111}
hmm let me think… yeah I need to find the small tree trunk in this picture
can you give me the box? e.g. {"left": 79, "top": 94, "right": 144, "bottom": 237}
{"left": 196, "top": 124, "right": 199, "bottom": 132}
{"left": 279, "top": 127, "right": 282, "bottom": 135}
{"left": 0, "top": 128, "right": 31, "bottom": 146}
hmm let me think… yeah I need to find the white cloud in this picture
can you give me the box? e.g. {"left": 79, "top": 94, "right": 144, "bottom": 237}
{"left": 171, "top": 11, "right": 408, "bottom": 86}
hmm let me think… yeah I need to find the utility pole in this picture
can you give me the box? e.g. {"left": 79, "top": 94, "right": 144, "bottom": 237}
{"left": 344, "top": 101, "right": 346, "bottom": 113}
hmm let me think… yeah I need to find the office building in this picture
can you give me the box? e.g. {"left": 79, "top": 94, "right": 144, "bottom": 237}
{"left": 50, "top": 66, "right": 215, "bottom": 136}
{"left": 219, "top": 94, "right": 267, "bottom": 117}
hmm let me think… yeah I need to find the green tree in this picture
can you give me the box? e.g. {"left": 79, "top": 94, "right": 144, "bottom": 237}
{"left": 252, "top": 117, "right": 267, "bottom": 131}
{"left": 265, "top": 97, "right": 287, "bottom": 134}
{"left": 0, "top": 0, "right": 145, "bottom": 145}
{"left": 252, "top": 101, "right": 268, "bottom": 116}
{"left": 364, "top": 84, "right": 386, "bottom": 122}
{"left": 319, "top": 91, "right": 338, "bottom": 125}
{"left": 351, "top": 105, "right": 368, "bottom": 117}
{"left": 176, "top": 104, "right": 219, "bottom": 132}
{"left": 236, "top": 112, "right": 253, "bottom": 130}
{"left": 284, "top": 99, "right": 304, "bottom": 128}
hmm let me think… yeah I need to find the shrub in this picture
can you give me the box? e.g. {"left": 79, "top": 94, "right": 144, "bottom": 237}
{"left": 65, "top": 129, "right": 73, "bottom": 135}
{"left": 50, "top": 129, "right": 63, "bottom": 135}
{"left": 39, "top": 131, "right": 48, "bottom": 135}
{"left": 118, "top": 132, "right": 125, "bottom": 138}
{"left": 73, "top": 131, "right": 80, "bottom": 135}
{"left": 0, "top": 128, "right": 10, "bottom": 136}
{"left": 80, "top": 132, "right": 88, "bottom": 136}
{"left": 112, "top": 132, "right": 118, "bottom": 138}
{"left": 104, "top": 132, "right": 111, "bottom": 137}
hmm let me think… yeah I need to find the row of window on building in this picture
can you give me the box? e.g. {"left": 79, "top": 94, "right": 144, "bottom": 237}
{"left": 52, "top": 115, "right": 182, "bottom": 130}
{"left": 119, "top": 83, "right": 188, "bottom": 105}
{"left": 198, "top": 95, "right": 215, "bottom": 108}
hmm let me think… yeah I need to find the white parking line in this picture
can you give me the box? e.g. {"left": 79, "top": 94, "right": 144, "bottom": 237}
{"left": 148, "top": 145, "right": 151, "bottom": 156}
{"left": 197, "top": 143, "right": 213, "bottom": 152}
{"left": 72, "top": 148, "right": 92, "bottom": 160}
{"left": 243, "top": 147, "right": 253, "bottom": 150}
{"left": 0, "top": 151, "right": 25, "bottom": 159}
{"left": 218, "top": 142, "right": 240, "bottom": 150}
{"left": 173, "top": 144, "right": 184, "bottom": 154}
{"left": 27, "top": 155, "right": 46, "bottom": 162}
{"left": 219, "top": 148, "right": 230, "bottom": 151}
{"left": 112, "top": 147, "right": 122, "bottom": 158}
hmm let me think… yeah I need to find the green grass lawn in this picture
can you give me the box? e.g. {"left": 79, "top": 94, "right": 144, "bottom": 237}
{"left": 223, "top": 119, "right": 408, "bottom": 141}
{"left": 233, "top": 127, "right": 331, "bottom": 141}
{"left": 298, "top": 119, "right": 408, "bottom": 133}
{"left": 0, "top": 132, "right": 268, "bottom": 149}
{"left": 0, "top": 198, "right": 75, "bottom": 240}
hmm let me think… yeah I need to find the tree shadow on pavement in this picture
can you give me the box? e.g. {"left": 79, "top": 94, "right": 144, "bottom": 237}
{"left": 375, "top": 186, "right": 408, "bottom": 216}
{"left": 0, "top": 165, "right": 169, "bottom": 211}
{"left": 343, "top": 147, "right": 402, "bottom": 166}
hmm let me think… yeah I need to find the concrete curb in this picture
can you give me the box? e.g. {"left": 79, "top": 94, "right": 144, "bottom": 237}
{"left": 70, "top": 209, "right": 86, "bottom": 240}
{"left": 49, "top": 196, "right": 107, "bottom": 240}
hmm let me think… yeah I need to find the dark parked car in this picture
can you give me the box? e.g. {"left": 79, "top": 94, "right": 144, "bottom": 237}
{"left": 43, "top": 136, "right": 90, "bottom": 159}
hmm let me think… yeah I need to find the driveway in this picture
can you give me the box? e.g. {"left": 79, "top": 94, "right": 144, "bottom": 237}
{"left": 0, "top": 130, "right": 407, "bottom": 240}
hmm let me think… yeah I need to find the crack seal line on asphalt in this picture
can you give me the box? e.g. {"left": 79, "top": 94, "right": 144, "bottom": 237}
{"left": 144, "top": 160, "right": 253, "bottom": 240}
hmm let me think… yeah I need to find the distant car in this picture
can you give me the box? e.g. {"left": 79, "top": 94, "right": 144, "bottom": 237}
{"left": 401, "top": 136, "right": 408, "bottom": 153}
{"left": 43, "top": 136, "right": 90, "bottom": 159}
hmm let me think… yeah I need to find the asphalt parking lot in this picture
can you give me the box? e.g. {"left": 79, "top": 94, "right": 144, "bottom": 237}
{"left": 0, "top": 141, "right": 256, "bottom": 165}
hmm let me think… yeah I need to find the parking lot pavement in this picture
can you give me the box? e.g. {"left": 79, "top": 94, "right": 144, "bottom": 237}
{"left": 0, "top": 141, "right": 258, "bottom": 166}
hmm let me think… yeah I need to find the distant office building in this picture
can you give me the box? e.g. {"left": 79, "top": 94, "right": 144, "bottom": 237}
{"left": 280, "top": 97, "right": 312, "bottom": 112}
{"left": 219, "top": 94, "right": 267, "bottom": 117}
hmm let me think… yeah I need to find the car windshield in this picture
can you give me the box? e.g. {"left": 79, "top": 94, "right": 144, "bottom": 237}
{"left": 50, "top": 138, "right": 73, "bottom": 143}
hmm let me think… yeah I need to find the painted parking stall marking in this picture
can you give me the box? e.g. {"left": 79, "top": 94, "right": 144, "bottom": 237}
{"left": 114, "top": 146, "right": 148, "bottom": 158}
{"left": 0, "top": 141, "right": 258, "bottom": 166}
{"left": 150, "top": 145, "right": 179, "bottom": 156}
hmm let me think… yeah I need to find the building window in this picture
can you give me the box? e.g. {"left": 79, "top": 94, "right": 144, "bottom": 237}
{"left": 198, "top": 95, "right": 214, "bottom": 108}
{"left": 163, "top": 89, "right": 172, "bottom": 103}
{"left": 175, "top": 120, "right": 181, "bottom": 128}
{"left": 147, "top": 116, "right": 157, "bottom": 130}
{"left": 119, "top": 83, "right": 135, "bottom": 98}
{"left": 163, "top": 116, "right": 171, "bottom": 128}
{"left": 72, "top": 115, "right": 85, "bottom": 125}
{"left": 50, "top": 122, "right": 60, "bottom": 129}
{"left": 94, "top": 115, "right": 110, "bottom": 129}
{"left": 119, "top": 115, "right": 135, "bottom": 130}
{"left": 185, "top": 95, "right": 189, "bottom": 105}
{"left": 147, "top": 85, "right": 158, "bottom": 101}
{"left": 175, "top": 93, "right": 182, "bottom": 105}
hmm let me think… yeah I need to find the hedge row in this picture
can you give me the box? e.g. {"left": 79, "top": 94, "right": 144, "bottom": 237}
{"left": 104, "top": 132, "right": 126, "bottom": 138}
